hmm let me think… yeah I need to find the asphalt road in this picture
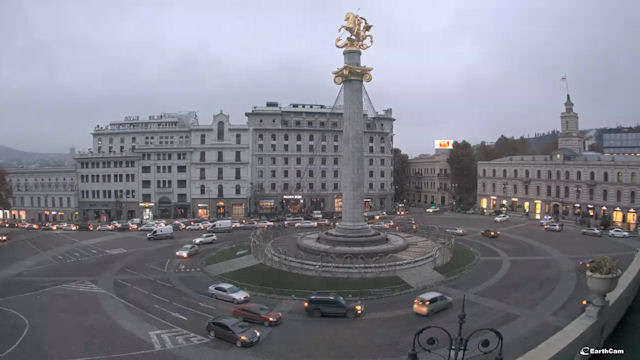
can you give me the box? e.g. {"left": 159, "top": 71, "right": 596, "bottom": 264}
{"left": 0, "top": 214, "right": 637, "bottom": 360}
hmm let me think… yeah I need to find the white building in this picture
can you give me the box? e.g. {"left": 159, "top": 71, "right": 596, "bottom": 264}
{"left": 407, "top": 149, "right": 452, "bottom": 208}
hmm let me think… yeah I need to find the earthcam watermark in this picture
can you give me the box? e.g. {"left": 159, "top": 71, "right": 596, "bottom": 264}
{"left": 580, "top": 347, "right": 624, "bottom": 356}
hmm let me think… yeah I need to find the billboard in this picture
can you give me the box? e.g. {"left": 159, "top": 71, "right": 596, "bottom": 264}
{"left": 434, "top": 140, "right": 453, "bottom": 149}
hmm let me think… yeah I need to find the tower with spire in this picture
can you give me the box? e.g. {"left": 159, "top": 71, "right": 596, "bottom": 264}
{"left": 557, "top": 94, "right": 584, "bottom": 154}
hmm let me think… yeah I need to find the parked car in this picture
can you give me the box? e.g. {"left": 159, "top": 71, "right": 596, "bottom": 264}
{"left": 186, "top": 223, "right": 202, "bottom": 231}
{"left": 208, "top": 283, "right": 251, "bottom": 304}
{"left": 425, "top": 207, "right": 440, "bottom": 213}
{"left": 193, "top": 233, "right": 217, "bottom": 245}
{"left": 232, "top": 303, "right": 282, "bottom": 326}
{"left": 371, "top": 221, "right": 388, "bottom": 230}
{"left": 76, "top": 223, "right": 93, "bottom": 231}
{"left": 295, "top": 221, "right": 317, "bottom": 228}
{"left": 304, "top": 293, "right": 363, "bottom": 318}
{"left": 284, "top": 217, "right": 305, "bottom": 227}
{"left": 206, "top": 317, "right": 260, "bottom": 347}
{"left": 139, "top": 222, "right": 156, "bottom": 231}
{"left": 0, "top": 232, "right": 8, "bottom": 242}
{"left": 208, "top": 220, "right": 233, "bottom": 233}
{"left": 41, "top": 223, "right": 54, "bottom": 231}
{"left": 545, "top": 223, "right": 564, "bottom": 232}
{"left": 412, "top": 291, "right": 453, "bottom": 316}
{"left": 316, "top": 218, "right": 332, "bottom": 226}
{"left": 257, "top": 220, "right": 275, "bottom": 229}
{"left": 578, "top": 258, "right": 595, "bottom": 272}
{"left": 494, "top": 214, "right": 510, "bottom": 222}
{"left": 445, "top": 227, "right": 467, "bottom": 236}
{"left": 62, "top": 223, "right": 77, "bottom": 231}
{"left": 581, "top": 228, "right": 602, "bottom": 237}
{"left": 481, "top": 229, "right": 500, "bottom": 238}
{"left": 96, "top": 223, "right": 113, "bottom": 231}
{"left": 176, "top": 244, "right": 199, "bottom": 258}
{"left": 608, "top": 228, "right": 630, "bottom": 238}
{"left": 239, "top": 221, "right": 258, "bottom": 230}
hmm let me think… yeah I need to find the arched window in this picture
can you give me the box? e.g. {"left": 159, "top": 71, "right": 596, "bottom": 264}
{"left": 200, "top": 134, "right": 206, "bottom": 145}
{"left": 632, "top": 172, "right": 638, "bottom": 184}
{"left": 217, "top": 184, "right": 223, "bottom": 198}
{"left": 503, "top": 169, "right": 507, "bottom": 178}
{"left": 617, "top": 172, "right": 622, "bottom": 182}
{"left": 564, "top": 186, "right": 569, "bottom": 198}
{"left": 514, "top": 169, "right": 518, "bottom": 178}
{"left": 565, "top": 171, "right": 570, "bottom": 180}
{"left": 555, "top": 186, "right": 560, "bottom": 198}
{"left": 482, "top": 182, "right": 486, "bottom": 192}
{"left": 603, "top": 172, "right": 609, "bottom": 182}
{"left": 258, "top": 133, "right": 263, "bottom": 141}
{"left": 309, "top": 134, "right": 314, "bottom": 141}
{"left": 200, "top": 185, "right": 205, "bottom": 195}
{"left": 492, "top": 169, "right": 496, "bottom": 177}
{"left": 547, "top": 170, "right": 552, "bottom": 179}
{"left": 556, "top": 170, "right": 561, "bottom": 180}
{"left": 482, "top": 169, "right": 486, "bottom": 177}
{"left": 603, "top": 189, "right": 608, "bottom": 201}
{"left": 217, "top": 121, "right": 225, "bottom": 141}
{"left": 546, "top": 186, "right": 551, "bottom": 196}
{"left": 616, "top": 190, "right": 621, "bottom": 202}
{"left": 296, "top": 134, "right": 302, "bottom": 141}
{"left": 236, "top": 134, "right": 241, "bottom": 144}
{"left": 525, "top": 170, "right": 530, "bottom": 178}
{"left": 577, "top": 171, "right": 582, "bottom": 181}
{"left": 284, "top": 134, "right": 289, "bottom": 141}
{"left": 235, "top": 184, "right": 241, "bottom": 195}
{"left": 590, "top": 171, "right": 595, "bottom": 181}
{"left": 631, "top": 191, "right": 636, "bottom": 204}
{"left": 537, "top": 170, "right": 541, "bottom": 179}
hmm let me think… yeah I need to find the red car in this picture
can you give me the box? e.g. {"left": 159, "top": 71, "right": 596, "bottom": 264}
{"left": 231, "top": 303, "right": 282, "bottom": 327}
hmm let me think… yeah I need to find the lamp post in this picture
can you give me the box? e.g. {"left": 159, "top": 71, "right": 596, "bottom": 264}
{"left": 407, "top": 296, "right": 504, "bottom": 360}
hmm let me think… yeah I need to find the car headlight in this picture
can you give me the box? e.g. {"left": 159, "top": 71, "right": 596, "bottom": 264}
{"left": 176, "top": 252, "right": 180, "bottom": 255}
{"left": 254, "top": 330, "right": 260, "bottom": 336}
{"left": 239, "top": 336, "right": 247, "bottom": 341}
{"left": 355, "top": 305, "right": 362, "bottom": 311}
{"left": 268, "top": 317, "right": 276, "bottom": 321}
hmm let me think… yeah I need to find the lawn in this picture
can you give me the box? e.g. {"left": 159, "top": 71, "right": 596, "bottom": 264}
{"left": 204, "top": 245, "right": 251, "bottom": 265}
{"left": 434, "top": 243, "right": 476, "bottom": 276}
{"left": 219, "top": 263, "right": 412, "bottom": 298}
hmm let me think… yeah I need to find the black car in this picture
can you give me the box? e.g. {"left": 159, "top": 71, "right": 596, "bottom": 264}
{"left": 304, "top": 292, "right": 364, "bottom": 318}
{"left": 481, "top": 229, "right": 500, "bottom": 238}
{"left": 115, "top": 224, "right": 130, "bottom": 232}
{"left": 76, "top": 223, "right": 93, "bottom": 231}
{"left": 206, "top": 317, "right": 260, "bottom": 347}
{"left": 578, "top": 258, "right": 595, "bottom": 273}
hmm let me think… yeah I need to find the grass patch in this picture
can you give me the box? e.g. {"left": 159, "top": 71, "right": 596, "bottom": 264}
{"left": 434, "top": 243, "right": 476, "bottom": 277}
{"left": 204, "top": 245, "right": 251, "bottom": 265}
{"left": 219, "top": 263, "right": 411, "bottom": 298}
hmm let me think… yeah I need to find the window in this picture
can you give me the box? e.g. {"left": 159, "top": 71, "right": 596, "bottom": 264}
{"left": 177, "top": 180, "right": 186, "bottom": 188}
{"left": 616, "top": 190, "right": 621, "bottom": 202}
{"left": 503, "top": 169, "right": 507, "bottom": 178}
{"left": 142, "top": 180, "right": 151, "bottom": 189}
{"left": 547, "top": 170, "right": 552, "bottom": 180}
{"left": 270, "top": 183, "right": 276, "bottom": 191}
{"left": 524, "top": 169, "right": 529, "bottom": 178}
{"left": 482, "top": 169, "right": 486, "bottom": 177}
{"left": 603, "top": 172, "right": 609, "bottom": 182}
{"left": 333, "top": 158, "right": 339, "bottom": 166}
{"left": 603, "top": 189, "right": 608, "bottom": 201}
{"left": 271, "top": 134, "right": 277, "bottom": 141}
{"left": 565, "top": 171, "right": 570, "bottom": 180}
{"left": 524, "top": 185, "right": 529, "bottom": 195}
{"left": 200, "top": 134, "right": 206, "bottom": 145}
{"left": 235, "top": 151, "right": 241, "bottom": 162}
{"left": 258, "top": 134, "right": 263, "bottom": 141}
{"left": 632, "top": 172, "right": 638, "bottom": 184}
{"left": 200, "top": 168, "right": 206, "bottom": 180}
{"left": 564, "top": 186, "right": 569, "bottom": 198}
{"left": 296, "top": 170, "right": 301, "bottom": 178}
{"left": 380, "top": 146, "right": 385, "bottom": 153}
{"left": 577, "top": 171, "right": 581, "bottom": 181}
{"left": 283, "top": 183, "right": 289, "bottom": 191}
{"left": 369, "top": 170, "right": 373, "bottom": 178}
{"left": 200, "top": 185, "right": 206, "bottom": 195}
{"left": 589, "top": 188, "right": 594, "bottom": 200}
{"left": 284, "top": 144, "right": 289, "bottom": 152}
{"left": 270, "top": 170, "right": 276, "bottom": 178}
{"left": 236, "top": 134, "right": 241, "bottom": 144}
{"left": 631, "top": 191, "right": 636, "bottom": 204}
{"left": 217, "top": 185, "right": 223, "bottom": 198}
{"left": 284, "top": 157, "right": 289, "bottom": 165}
{"left": 218, "top": 151, "right": 223, "bottom": 162}
{"left": 218, "top": 168, "right": 223, "bottom": 180}
{"left": 492, "top": 183, "right": 496, "bottom": 192}
{"left": 177, "top": 165, "right": 186, "bottom": 173}
{"left": 514, "top": 169, "right": 518, "bottom": 178}
{"left": 142, "top": 194, "right": 151, "bottom": 202}
{"left": 333, "top": 182, "right": 339, "bottom": 190}
{"left": 492, "top": 169, "right": 496, "bottom": 177}
{"left": 546, "top": 186, "right": 551, "bottom": 197}
{"left": 590, "top": 171, "right": 595, "bottom": 181}
{"left": 200, "top": 151, "right": 205, "bottom": 162}
{"left": 555, "top": 186, "right": 560, "bottom": 198}
{"left": 537, "top": 170, "right": 541, "bottom": 179}
{"left": 617, "top": 172, "right": 622, "bottom": 183}
{"left": 217, "top": 121, "right": 224, "bottom": 140}
{"left": 142, "top": 166, "right": 151, "bottom": 173}
{"left": 556, "top": 170, "right": 561, "bottom": 180}
{"left": 235, "top": 184, "right": 241, "bottom": 195}
{"left": 536, "top": 186, "right": 540, "bottom": 196}
{"left": 309, "top": 170, "right": 314, "bottom": 178}
{"left": 296, "top": 157, "right": 301, "bottom": 165}
{"left": 296, "top": 134, "right": 302, "bottom": 141}
{"left": 284, "top": 170, "right": 289, "bottom": 178}
{"left": 333, "top": 170, "right": 339, "bottom": 178}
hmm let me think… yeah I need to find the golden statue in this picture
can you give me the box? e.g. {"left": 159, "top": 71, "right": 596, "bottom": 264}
{"left": 335, "top": 12, "right": 373, "bottom": 50}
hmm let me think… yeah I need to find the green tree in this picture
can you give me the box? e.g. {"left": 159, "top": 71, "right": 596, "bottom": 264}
{"left": 447, "top": 141, "right": 477, "bottom": 210}
{"left": 0, "top": 167, "right": 12, "bottom": 210}
{"left": 475, "top": 142, "right": 500, "bottom": 161}
{"left": 392, "top": 148, "right": 410, "bottom": 203}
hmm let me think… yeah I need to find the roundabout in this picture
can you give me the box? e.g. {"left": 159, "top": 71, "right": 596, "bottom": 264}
{"left": 0, "top": 211, "right": 638, "bottom": 359}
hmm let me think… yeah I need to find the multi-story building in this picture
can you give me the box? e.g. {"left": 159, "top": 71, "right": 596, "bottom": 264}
{"left": 477, "top": 95, "right": 639, "bottom": 231}
{"left": 246, "top": 99, "right": 395, "bottom": 216}
{"left": 407, "top": 149, "right": 452, "bottom": 207}
{"left": 4, "top": 167, "right": 78, "bottom": 223}
{"left": 603, "top": 129, "right": 640, "bottom": 155}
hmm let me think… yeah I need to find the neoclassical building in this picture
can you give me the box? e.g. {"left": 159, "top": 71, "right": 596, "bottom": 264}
{"left": 407, "top": 149, "right": 452, "bottom": 207}
{"left": 477, "top": 95, "right": 640, "bottom": 230}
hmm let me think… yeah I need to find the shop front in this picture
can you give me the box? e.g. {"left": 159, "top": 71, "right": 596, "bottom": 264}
{"left": 258, "top": 200, "right": 275, "bottom": 214}
{"left": 311, "top": 198, "right": 325, "bottom": 211}
{"left": 139, "top": 202, "right": 155, "bottom": 221}
{"left": 216, "top": 201, "right": 225, "bottom": 218}
{"left": 600, "top": 206, "right": 608, "bottom": 219}
{"left": 364, "top": 198, "right": 372, "bottom": 212}
{"left": 587, "top": 204, "right": 595, "bottom": 218}
{"left": 480, "top": 197, "right": 488, "bottom": 210}
{"left": 334, "top": 195, "right": 343, "bottom": 213}
{"left": 523, "top": 201, "right": 529, "bottom": 215}
{"left": 158, "top": 197, "right": 172, "bottom": 219}
{"left": 534, "top": 200, "right": 542, "bottom": 219}
{"left": 196, "top": 203, "right": 209, "bottom": 219}
{"left": 232, "top": 203, "right": 245, "bottom": 218}
{"left": 490, "top": 196, "right": 497, "bottom": 210}
{"left": 510, "top": 198, "right": 519, "bottom": 212}
{"left": 627, "top": 209, "right": 637, "bottom": 232}
{"left": 612, "top": 207, "right": 624, "bottom": 227}
{"left": 283, "top": 195, "right": 303, "bottom": 214}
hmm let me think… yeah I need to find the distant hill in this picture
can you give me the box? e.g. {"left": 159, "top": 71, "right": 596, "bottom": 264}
{"left": 0, "top": 145, "right": 73, "bottom": 169}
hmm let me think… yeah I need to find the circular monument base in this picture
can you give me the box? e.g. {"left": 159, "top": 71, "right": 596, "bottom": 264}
{"left": 298, "top": 232, "right": 408, "bottom": 255}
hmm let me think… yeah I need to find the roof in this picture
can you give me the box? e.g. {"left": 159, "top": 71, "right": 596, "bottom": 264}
{"left": 215, "top": 283, "right": 234, "bottom": 289}
{"left": 417, "top": 291, "right": 443, "bottom": 300}
{"left": 211, "top": 316, "right": 241, "bottom": 326}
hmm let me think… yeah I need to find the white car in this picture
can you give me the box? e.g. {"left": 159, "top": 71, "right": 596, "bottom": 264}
{"left": 581, "top": 228, "right": 602, "bottom": 237}
{"left": 257, "top": 220, "right": 275, "bottom": 228}
{"left": 608, "top": 228, "right": 630, "bottom": 238}
{"left": 295, "top": 221, "right": 317, "bottom": 228}
{"left": 176, "top": 244, "right": 199, "bottom": 258}
{"left": 193, "top": 233, "right": 217, "bottom": 244}
{"left": 139, "top": 222, "right": 156, "bottom": 231}
{"left": 186, "top": 223, "right": 203, "bottom": 231}
{"left": 426, "top": 207, "right": 440, "bottom": 213}
{"left": 208, "top": 283, "right": 250, "bottom": 304}
{"left": 445, "top": 227, "right": 467, "bottom": 236}
{"left": 539, "top": 215, "right": 553, "bottom": 226}
{"left": 494, "top": 214, "right": 510, "bottom": 222}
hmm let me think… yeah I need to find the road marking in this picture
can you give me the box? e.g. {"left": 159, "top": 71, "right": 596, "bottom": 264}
{"left": 198, "top": 302, "right": 217, "bottom": 311}
{"left": 147, "top": 328, "right": 208, "bottom": 350}
{"left": 151, "top": 293, "right": 170, "bottom": 303}
{"left": 155, "top": 280, "right": 174, "bottom": 288}
{"left": 132, "top": 286, "right": 149, "bottom": 294}
{"left": 90, "top": 249, "right": 99, "bottom": 254}
{"left": 171, "top": 301, "right": 211, "bottom": 318}
{"left": 105, "top": 248, "right": 127, "bottom": 255}
{"left": 152, "top": 304, "right": 187, "bottom": 320}
{"left": 164, "top": 259, "right": 170, "bottom": 272}
{"left": 116, "top": 279, "right": 132, "bottom": 287}
{"left": 58, "top": 280, "right": 105, "bottom": 293}
{"left": 0, "top": 307, "right": 29, "bottom": 357}
{"left": 123, "top": 268, "right": 154, "bottom": 280}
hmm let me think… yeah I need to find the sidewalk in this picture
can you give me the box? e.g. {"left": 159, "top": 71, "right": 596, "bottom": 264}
{"left": 203, "top": 255, "right": 259, "bottom": 276}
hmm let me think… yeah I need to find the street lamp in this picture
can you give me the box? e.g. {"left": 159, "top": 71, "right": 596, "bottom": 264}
{"left": 407, "top": 296, "right": 504, "bottom": 360}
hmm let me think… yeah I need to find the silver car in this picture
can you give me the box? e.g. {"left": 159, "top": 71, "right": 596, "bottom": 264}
{"left": 581, "top": 228, "right": 602, "bottom": 237}
{"left": 608, "top": 228, "right": 630, "bottom": 238}
{"left": 208, "top": 283, "right": 250, "bottom": 304}
{"left": 413, "top": 291, "right": 453, "bottom": 316}
{"left": 176, "top": 244, "right": 199, "bottom": 258}
{"left": 193, "top": 233, "right": 217, "bottom": 245}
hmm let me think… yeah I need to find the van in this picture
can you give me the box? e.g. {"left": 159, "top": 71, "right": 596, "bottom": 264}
{"left": 207, "top": 220, "right": 233, "bottom": 233}
{"left": 311, "top": 211, "right": 323, "bottom": 220}
{"left": 147, "top": 225, "right": 174, "bottom": 240}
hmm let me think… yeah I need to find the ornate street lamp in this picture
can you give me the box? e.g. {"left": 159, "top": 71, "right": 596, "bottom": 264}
{"left": 407, "top": 296, "right": 504, "bottom": 360}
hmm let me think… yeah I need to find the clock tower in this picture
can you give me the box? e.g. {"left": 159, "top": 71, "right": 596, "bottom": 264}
{"left": 558, "top": 94, "right": 584, "bottom": 154}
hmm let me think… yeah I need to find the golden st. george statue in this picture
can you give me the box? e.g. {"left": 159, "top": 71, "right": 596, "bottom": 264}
{"left": 335, "top": 12, "right": 373, "bottom": 51}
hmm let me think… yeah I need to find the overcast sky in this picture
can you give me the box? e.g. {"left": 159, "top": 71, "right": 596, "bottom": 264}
{"left": 1, "top": 0, "right": 638, "bottom": 157}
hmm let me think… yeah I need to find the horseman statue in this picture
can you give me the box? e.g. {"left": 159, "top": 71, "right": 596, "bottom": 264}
{"left": 335, "top": 12, "right": 373, "bottom": 50}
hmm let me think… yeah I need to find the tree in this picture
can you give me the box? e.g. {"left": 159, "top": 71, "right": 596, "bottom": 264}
{"left": 392, "top": 148, "right": 410, "bottom": 204}
{"left": 0, "top": 167, "right": 12, "bottom": 210}
{"left": 447, "top": 141, "right": 477, "bottom": 210}
{"left": 588, "top": 142, "right": 603, "bottom": 153}
{"left": 494, "top": 135, "right": 533, "bottom": 156}
{"left": 475, "top": 142, "right": 500, "bottom": 161}
{"left": 538, "top": 138, "right": 558, "bottom": 155}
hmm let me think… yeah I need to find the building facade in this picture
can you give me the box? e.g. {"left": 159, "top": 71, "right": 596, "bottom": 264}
{"left": 407, "top": 149, "right": 452, "bottom": 207}
{"left": 603, "top": 130, "right": 640, "bottom": 155}
{"left": 477, "top": 95, "right": 640, "bottom": 231}
{"left": 4, "top": 167, "right": 79, "bottom": 223}
{"left": 246, "top": 101, "right": 395, "bottom": 216}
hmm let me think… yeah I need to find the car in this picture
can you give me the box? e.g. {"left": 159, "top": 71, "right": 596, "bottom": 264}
{"left": 0, "top": 232, "right": 8, "bottom": 242}
{"left": 139, "top": 222, "right": 156, "bottom": 231}
{"left": 257, "top": 220, "right": 275, "bottom": 229}
{"left": 371, "top": 221, "right": 388, "bottom": 230}
{"left": 62, "top": 223, "right": 77, "bottom": 231}
{"left": 186, "top": 223, "right": 202, "bottom": 230}
{"left": 170, "top": 223, "right": 185, "bottom": 231}
{"left": 41, "top": 223, "right": 54, "bottom": 231}
{"left": 206, "top": 317, "right": 260, "bottom": 347}
{"left": 465, "top": 209, "right": 476, "bottom": 214}
{"left": 193, "top": 233, "right": 217, "bottom": 245}
{"left": 239, "top": 221, "right": 258, "bottom": 230}
{"left": 76, "top": 223, "right": 93, "bottom": 231}
{"left": 200, "top": 221, "right": 213, "bottom": 229}
{"left": 481, "top": 229, "right": 500, "bottom": 238}
{"left": 426, "top": 207, "right": 440, "bottom": 213}
{"left": 295, "top": 220, "right": 317, "bottom": 228}
{"left": 578, "top": 258, "right": 595, "bottom": 273}
{"left": 26, "top": 223, "right": 40, "bottom": 230}
{"left": 116, "top": 223, "right": 131, "bottom": 232}
{"left": 284, "top": 217, "right": 305, "bottom": 227}
{"left": 445, "top": 227, "right": 467, "bottom": 236}
{"left": 208, "top": 283, "right": 251, "bottom": 304}
{"left": 147, "top": 225, "right": 174, "bottom": 240}
{"left": 608, "top": 228, "right": 630, "bottom": 238}
{"left": 581, "top": 228, "right": 602, "bottom": 237}
{"left": 316, "top": 218, "right": 332, "bottom": 226}
{"left": 176, "top": 244, "right": 199, "bottom": 258}
{"left": 545, "top": 223, "right": 564, "bottom": 232}
{"left": 383, "top": 219, "right": 395, "bottom": 228}
{"left": 539, "top": 218, "right": 553, "bottom": 226}
{"left": 304, "top": 293, "right": 363, "bottom": 318}
{"left": 96, "top": 223, "right": 113, "bottom": 231}
{"left": 232, "top": 303, "right": 282, "bottom": 327}
{"left": 413, "top": 291, "right": 453, "bottom": 316}
{"left": 494, "top": 214, "right": 510, "bottom": 222}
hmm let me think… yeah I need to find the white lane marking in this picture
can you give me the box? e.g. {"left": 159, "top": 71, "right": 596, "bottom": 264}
{"left": 171, "top": 302, "right": 211, "bottom": 318}
{"left": 144, "top": 263, "right": 165, "bottom": 273}
{"left": 105, "top": 248, "right": 127, "bottom": 255}
{"left": 155, "top": 280, "right": 174, "bottom": 288}
{"left": 90, "top": 249, "right": 99, "bottom": 254}
{"left": 116, "top": 279, "right": 132, "bottom": 287}
{"left": 198, "top": 302, "right": 217, "bottom": 311}
{"left": 123, "top": 268, "right": 154, "bottom": 280}
{"left": 151, "top": 293, "right": 170, "bottom": 303}
{"left": 164, "top": 259, "right": 170, "bottom": 273}
{"left": 0, "top": 307, "right": 29, "bottom": 357}
{"left": 58, "top": 281, "right": 104, "bottom": 293}
{"left": 152, "top": 304, "right": 187, "bottom": 320}
{"left": 132, "top": 286, "right": 149, "bottom": 294}
{"left": 0, "top": 283, "right": 72, "bottom": 301}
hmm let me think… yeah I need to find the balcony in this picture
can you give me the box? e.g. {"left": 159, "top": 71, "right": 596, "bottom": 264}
{"left": 586, "top": 180, "right": 597, "bottom": 187}
{"left": 437, "top": 173, "right": 449, "bottom": 179}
